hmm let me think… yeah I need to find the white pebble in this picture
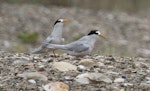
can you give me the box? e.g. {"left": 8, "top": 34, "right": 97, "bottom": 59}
{"left": 114, "top": 78, "right": 125, "bottom": 83}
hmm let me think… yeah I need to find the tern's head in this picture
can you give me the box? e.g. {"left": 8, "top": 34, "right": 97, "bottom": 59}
{"left": 54, "top": 19, "right": 68, "bottom": 26}
{"left": 88, "top": 30, "right": 106, "bottom": 39}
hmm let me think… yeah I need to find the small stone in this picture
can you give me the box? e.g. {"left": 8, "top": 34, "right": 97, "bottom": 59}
{"left": 75, "top": 73, "right": 90, "bottom": 84}
{"left": 97, "top": 62, "right": 105, "bottom": 67}
{"left": 146, "top": 77, "right": 150, "bottom": 81}
{"left": 37, "top": 62, "right": 45, "bottom": 68}
{"left": 28, "top": 79, "right": 36, "bottom": 84}
{"left": 17, "top": 72, "right": 48, "bottom": 81}
{"left": 79, "top": 59, "right": 94, "bottom": 67}
{"left": 42, "top": 82, "right": 69, "bottom": 91}
{"left": 94, "top": 55, "right": 105, "bottom": 60}
{"left": 112, "top": 86, "right": 124, "bottom": 91}
{"left": 13, "top": 59, "right": 28, "bottom": 65}
{"left": 77, "top": 65, "right": 87, "bottom": 71}
{"left": 135, "top": 61, "right": 149, "bottom": 68}
{"left": 53, "top": 62, "right": 77, "bottom": 72}
{"left": 41, "top": 59, "right": 49, "bottom": 62}
{"left": 114, "top": 78, "right": 125, "bottom": 83}
{"left": 146, "top": 77, "right": 150, "bottom": 84}
{"left": 75, "top": 73, "right": 112, "bottom": 84}
{"left": 106, "top": 71, "right": 119, "bottom": 75}
{"left": 107, "top": 65, "right": 115, "bottom": 69}
{"left": 64, "top": 76, "right": 74, "bottom": 81}
{"left": 123, "top": 83, "right": 133, "bottom": 87}
{"left": 33, "top": 56, "right": 40, "bottom": 60}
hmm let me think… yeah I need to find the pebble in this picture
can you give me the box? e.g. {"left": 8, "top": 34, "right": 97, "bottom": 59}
{"left": 17, "top": 72, "right": 48, "bottom": 81}
{"left": 41, "top": 59, "right": 49, "bottom": 62}
{"left": 37, "top": 62, "right": 45, "bottom": 68}
{"left": 13, "top": 59, "right": 29, "bottom": 65}
{"left": 75, "top": 73, "right": 90, "bottom": 84}
{"left": 42, "top": 82, "right": 69, "bottom": 91}
{"left": 146, "top": 77, "right": 150, "bottom": 83}
{"left": 94, "top": 55, "right": 105, "bottom": 60}
{"left": 75, "top": 72, "right": 112, "bottom": 84}
{"left": 77, "top": 65, "right": 87, "bottom": 71}
{"left": 106, "top": 71, "right": 119, "bottom": 75}
{"left": 64, "top": 76, "right": 74, "bottom": 81}
{"left": 28, "top": 79, "right": 36, "bottom": 84}
{"left": 53, "top": 62, "right": 77, "bottom": 72}
{"left": 79, "top": 59, "right": 94, "bottom": 67}
{"left": 97, "top": 62, "right": 105, "bottom": 67}
{"left": 123, "top": 83, "right": 133, "bottom": 87}
{"left": 33, "top": 56, "right": 40, "bottom": 60}
{"left": 114, "top": 78, "right": 125, "bottom": 83}
{"left": 112, "top": 86, "right": 124, "bottom": 91}
{"left": 145, "top": 77, "right": 150, "bottom": 81}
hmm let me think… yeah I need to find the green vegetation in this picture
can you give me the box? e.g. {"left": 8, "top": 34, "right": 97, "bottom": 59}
{"left": 11, "top": 44, "right": 26, "bottom": 52}
{"left": 17, "top": 31, "right": 38, "bottom": 44}
{"left": 130, "top": 57, "right": 136, "bottom": 68}
{"left": 73, "top": 34, "right": 83, "bottom": 41}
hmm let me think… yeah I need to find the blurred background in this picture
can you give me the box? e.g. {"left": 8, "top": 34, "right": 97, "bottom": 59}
{"left": 0, "top": 0, "right": 150, "bottom": 57}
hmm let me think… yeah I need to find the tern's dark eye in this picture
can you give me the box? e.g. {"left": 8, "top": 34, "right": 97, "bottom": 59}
{"left": 88, "top": 30, "right": 99, "bottom": 35}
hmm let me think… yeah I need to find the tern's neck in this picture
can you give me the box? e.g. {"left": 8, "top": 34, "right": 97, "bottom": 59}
{"left": 87, "top": 35, "right": 99, "bottom": 46}
{"left": 51, "top": 23, "right": 63, "bottom": 37}
{"left": 89, "top": 35, "right": 99, "bottom": 42}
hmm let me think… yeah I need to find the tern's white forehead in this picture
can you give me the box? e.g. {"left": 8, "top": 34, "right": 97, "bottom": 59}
{"left": 96, "top": 31, "right": 101, "bottom": 35}
{"left": 58, "top": 19, "right": 63, "bottom": 22}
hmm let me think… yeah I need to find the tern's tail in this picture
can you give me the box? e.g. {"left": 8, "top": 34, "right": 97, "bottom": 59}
{"left": 47, "top": 44, "right": 67, "bottom": 50}
{"left": 32, "top": 43, "right": 48, "bottom": 54}
{"left": 32, "top": 46, "right": 44, "bottom": 54}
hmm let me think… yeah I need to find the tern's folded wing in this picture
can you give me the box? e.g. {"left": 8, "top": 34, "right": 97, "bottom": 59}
{"left": 66, "top": 43, "right": 89, "bottom": 53}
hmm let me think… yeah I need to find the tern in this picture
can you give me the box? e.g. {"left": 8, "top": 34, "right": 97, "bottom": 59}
{"left": 32, "top": 19, "right": 68, "bottom": 57}
{"left": 47, "top": 30, "right": 106, "bottom": 57}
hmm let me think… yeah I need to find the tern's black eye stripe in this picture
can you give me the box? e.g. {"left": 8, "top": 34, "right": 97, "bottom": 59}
{"left": 54, "top": 20, "right": 61, "bottom": 26}
{"left": 88, "top": 30, "right": 98, "bottom": 35}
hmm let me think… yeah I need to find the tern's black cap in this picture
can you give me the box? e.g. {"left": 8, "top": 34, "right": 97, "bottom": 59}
{"left": 54, "top": 19, "right": 61, "bottom": 26}
{"left": 88, "top": 30, "right": 99, "bottom": 35}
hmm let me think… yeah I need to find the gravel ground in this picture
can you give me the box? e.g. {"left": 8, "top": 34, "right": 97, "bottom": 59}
{"left": 0, "top": 51, "right": 149, "bottom": 91}
{"left": 0, "top": 3, "right": 150, "bottom": 57}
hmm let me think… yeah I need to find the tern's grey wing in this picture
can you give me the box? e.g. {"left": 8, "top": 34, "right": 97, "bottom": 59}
{"left": 66, "top": 43, "right": 89, "bottom": 53}
{"left": 44, "top": 36, "right": 53, "bottom": 44}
